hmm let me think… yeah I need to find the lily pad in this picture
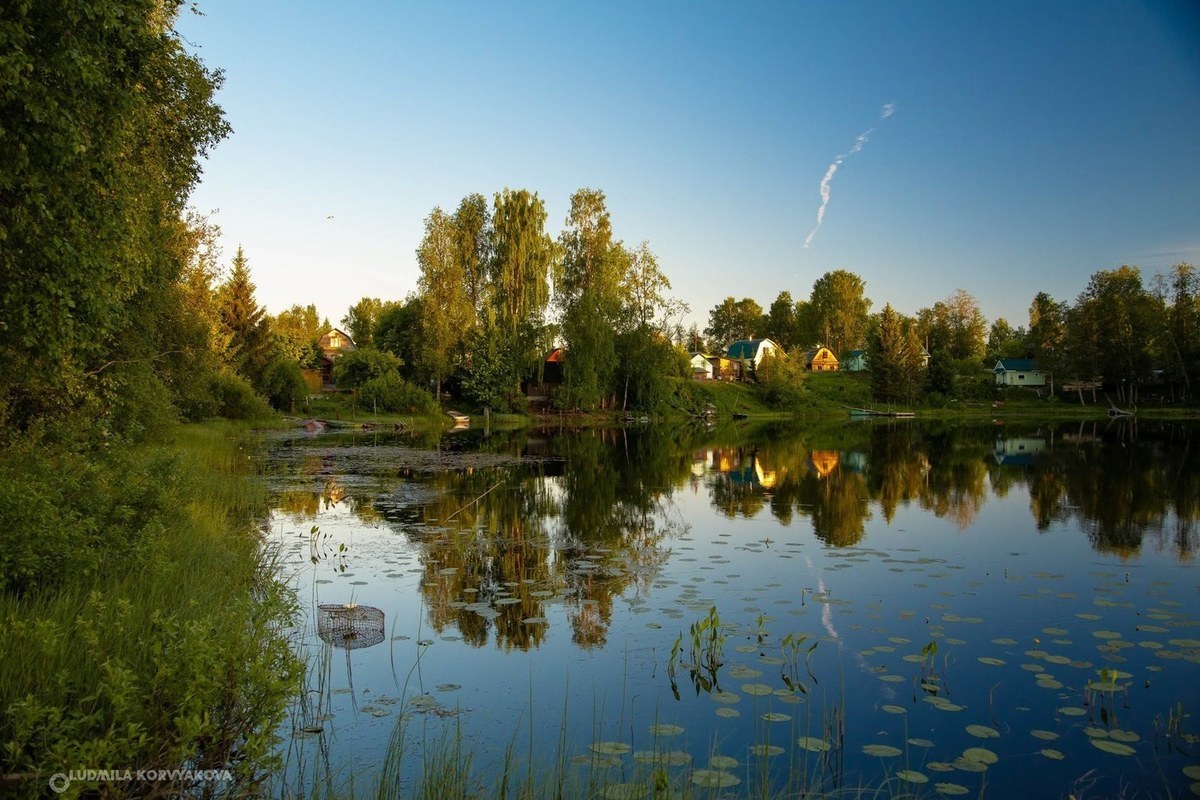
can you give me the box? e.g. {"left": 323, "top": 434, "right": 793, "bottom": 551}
{"left": 749, "top": 744, "right": 785, "bottom": 757}
{"left": 741, "top": 683, "right": 773, "bottom": 696}
{"left": 935, "top": 783, "right": 970, "bottom": 796}
{"left": 691, "top": 769, "right": 740, "bottom": 788}
{"left": 1091, "top": 739, "right": 1136, "bottom": 756}
{"left": 962, "top": 747, "right": 998, "bottom": 765}
{"left": 966, "top": 724, "right": 1000, "bottom": 739}
{"left": 797, "top": 736, "right": 832, "bottom": 752}
{"left": 882, "top": 704, "right": 907, "bottom": 714}
{"left": 907, "top": 738, "right": 935, "bottom": 748}
{"left": 862, "top": 744, "right": 902, "bottom": 757}
{"left": 761, "top": 712, "right": 791, "bottom": 722}
{"left": 977, "top": 657, "right": 1005, "bottom": 666}
{"left": 1058, "top": 706, "right": 1087, "bottom": 717}
{"left": 897, "top": 770, "right": 928, "bottom": 784}
{"left": 589, "top": 741, "right": 631, "bottom": 756}
{"left": 1030, "top": 730, "right": 1059, "bottom": 741}
{"left": 1040, "top": 748, "right": 1065, "bottom": 760}
{"left": 708, "top": 755, "right": 738, "bottom": 769}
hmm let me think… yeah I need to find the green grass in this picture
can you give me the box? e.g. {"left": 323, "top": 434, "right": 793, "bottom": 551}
{"left": 0, "top": 422, "right": 301, "bottom": 798}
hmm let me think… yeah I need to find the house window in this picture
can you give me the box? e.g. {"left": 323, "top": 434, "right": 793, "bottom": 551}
{"left": 1018, "top": 374, "right": 1025, "bottom": 380}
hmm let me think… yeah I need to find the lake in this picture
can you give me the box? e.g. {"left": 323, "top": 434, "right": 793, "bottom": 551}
{"left": 261, "top": 417, "right": 1200, "bottom": 798}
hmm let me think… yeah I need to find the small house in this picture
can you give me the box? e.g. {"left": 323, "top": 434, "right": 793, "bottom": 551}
{"left": 689, "top": 353, "right": 714, "bottom": 380}
{"left": 726, "top": 338, "right": 784, "bottom": 375}
{"left": 318, "top": 328, "right": 357, "bottom": 387}
{"left": 803, "top": 346, "right": 839, "bottom": 372}
{"left": 707, "top": 354, "right": 741, "bottom": 381}
{"left": 994, "top": 358, "right": 1046, "bottom": 387}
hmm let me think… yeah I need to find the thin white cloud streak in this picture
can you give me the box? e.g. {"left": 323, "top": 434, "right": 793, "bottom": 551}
{"left": 803, "top": 103, "right": 896, "bottom": 249}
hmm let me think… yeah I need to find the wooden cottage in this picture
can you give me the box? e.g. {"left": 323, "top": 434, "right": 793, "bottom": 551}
{"left": 803, "top": 346, "right": 839, "bottom": 372}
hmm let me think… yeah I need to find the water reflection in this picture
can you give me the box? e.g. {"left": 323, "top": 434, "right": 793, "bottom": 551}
{"left": 268, "top": 419, "right": 1200, "bottom": 653}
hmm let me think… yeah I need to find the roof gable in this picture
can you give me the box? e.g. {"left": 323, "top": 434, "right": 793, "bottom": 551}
{"left": 994, "top": 358, "right": 1038, "bottom": 372}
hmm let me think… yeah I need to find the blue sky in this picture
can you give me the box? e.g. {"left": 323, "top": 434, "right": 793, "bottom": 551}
{"left": 177, "top": 0, "right": 1200, "bottom": 334}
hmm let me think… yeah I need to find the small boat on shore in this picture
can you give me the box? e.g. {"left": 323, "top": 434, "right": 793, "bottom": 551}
{"left": 847, "top": 407, "right": 916, "bottom": 419}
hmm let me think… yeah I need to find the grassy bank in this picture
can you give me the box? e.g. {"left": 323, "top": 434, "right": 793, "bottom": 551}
{"left": 0, "top": 423, "right": 301, "bottom": 798}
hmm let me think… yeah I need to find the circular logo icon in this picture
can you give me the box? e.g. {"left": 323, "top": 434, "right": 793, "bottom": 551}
{"left": 48, "top": 773, "right": 70, "bottom": 794}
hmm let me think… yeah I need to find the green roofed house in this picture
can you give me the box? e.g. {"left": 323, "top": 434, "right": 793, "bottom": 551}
{"left": 726, "top": 338, "right": 783, "bottom": 373}
{"left": 994, "top": 358, "right": 1046, "bottom": 387}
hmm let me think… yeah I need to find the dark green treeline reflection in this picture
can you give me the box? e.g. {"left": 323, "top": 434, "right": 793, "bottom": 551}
{"left": 269, "top": 419, "right": 1199, "bottom": 650}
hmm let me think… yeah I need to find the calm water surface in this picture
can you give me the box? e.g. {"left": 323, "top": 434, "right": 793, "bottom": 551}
{"left": 262, "top": 419, "right": 1200, "bottom": 798}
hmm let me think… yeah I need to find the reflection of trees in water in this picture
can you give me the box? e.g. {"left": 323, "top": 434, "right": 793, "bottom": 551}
{"left": 387, "top": 428, "right": 691, "bottom": 651}
{"left": 697, "top": 421, "right": 1198, "bottom": 559}
{"left": 1018, "top": 422, "right": 1199, "bottom": 560}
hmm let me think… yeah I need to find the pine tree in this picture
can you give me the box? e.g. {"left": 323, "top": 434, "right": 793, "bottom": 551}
{"left": 218, "top": 247, "right": 272, "bottom": 386}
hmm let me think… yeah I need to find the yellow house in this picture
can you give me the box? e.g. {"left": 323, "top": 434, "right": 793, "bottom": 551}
{"left": 804, "top": 346, "right": 839, "bottom": 372}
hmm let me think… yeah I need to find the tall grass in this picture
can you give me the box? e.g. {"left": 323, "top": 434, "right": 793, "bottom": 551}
{"left": 0, "top": 422, "right": 301, "bottom": 798}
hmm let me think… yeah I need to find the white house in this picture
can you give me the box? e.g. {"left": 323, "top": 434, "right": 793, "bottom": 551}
{"left": 726, "top": 338, "right": 783, "bottom": 370}
{"left": 994, "top": 358, "right": 1047, "bottom": 387}
{"left": 689, "top": 352, "right": 714, "bottom": 380}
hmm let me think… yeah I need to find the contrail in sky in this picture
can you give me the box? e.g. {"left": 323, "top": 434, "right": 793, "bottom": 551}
{"left": 803, "top": 103, "right": 896, "bottom": 248}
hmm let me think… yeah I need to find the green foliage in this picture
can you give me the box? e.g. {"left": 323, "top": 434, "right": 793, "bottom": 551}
{"left": 261, "top": 358, "right": 309, "bottom": 412}
{"left": 209, "top": 370, "right": 273, "bottom": 420}
{"left": 218, "top": 247, "right": 273, "bottom": 387}
{"left": 273, "top": 304, "right": 325, "bottom": 366}
{"left": 0, "top": 425, "right": 301, "bottom": 792}
{"left": 341, "top": 297, "right": 392, "bottom": 350}
{"left": 754, "top": 351, "right": 807, "bottom": 408}
{"left": 705, "top": 296, "right": 763, "bottom": 349}
{"left": 417, "top": 209, "right": 475, "bottom": 392}
{"left": 332, "top": 348, "right": 402, "bottom": 389}
{"left": 0, "top": 0, "right": 229, "bottom": 432}
{"left": 808, "top": 269, "right": 872, "bottom": 355}
{"left": 357, "top": 371, "right": 439, "bottom": 415}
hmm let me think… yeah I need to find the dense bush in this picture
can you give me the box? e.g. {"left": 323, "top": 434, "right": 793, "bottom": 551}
{"left": 261, "top": 358, "right": 309, "bottom": 412}
{"left": 755, "top": 352, "right": 808, "bottom": 408}
{"left": 358, "top": 371, "right": 439, "bottom": 414}
{"left": 209, "top": 371, "right": 273, "bottom": 420}
{"left": 332, "top": 348, "right": 402, "bottom": 389}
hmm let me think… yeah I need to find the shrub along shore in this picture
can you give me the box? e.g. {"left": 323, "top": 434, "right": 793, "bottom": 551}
{"left": 0, "top": 422, "right": 301, "bottom": 798}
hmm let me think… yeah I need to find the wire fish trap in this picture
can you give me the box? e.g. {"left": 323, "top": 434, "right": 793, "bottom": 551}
{"left": 316, "top": 603, "right": 385, "bottom": 650}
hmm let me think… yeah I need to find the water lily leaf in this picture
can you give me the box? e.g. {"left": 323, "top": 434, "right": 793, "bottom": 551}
{"left": 715, "top": 707, "right": 739, "bottom": 718}
{"left": 708, "top": 755, "right": 738, "bottom": 769}
{"left": 992, "top": 638, "right": 1018, "bottom": 645}
{"left": 749, "top": 744, "right": 784, "bottom": 756}
{"left": 1183, "top": 765, "right": 1200, "bottom": 780}
{"left": 762, "top": 712, "right": 791, "bottom": 722}
{"left": 797, "top": 736, "right": 831, "bottom": 752}
{"left": 1092, "top": 630, "right": 1122, "bottom": 639}
{"left": 897, "top": 770, "right": 928, "bottom": 784}
{"left": 908, "top": 738, "right": 935, "bottom": 748}
{"left": 966, "top": 724, "right": 1000, "bottom": 739}
{"left": 691, "top": 769, "right": 740, "bottom": 788}
{"left": 648, "top": 724, "right": 684, "bottom": 737}
{"left": 879, "top": 674, "right": 905, "bottom": 683}
{"left": 1091, "top": 739, "right": 1136, "bottom": 756}
{"left": 977, "top": 657, "right": 1005, "bottom": 666}
{"left": 935, "top": 783, "right": 970, "bottom": 795}
{"left": 1040, "top": 748, "right": 1064, "bottom": 760}
{"left": 882, "top": 704, "right": 907, "bottom": 714}
{"left": 962, "top": 747, "right": 998, "bottom": 765}
{"left": 711, "top": 691, "right": 740, "bottom": 704}
{"left": 1058, "top": 707, "right": 1087, "bottom": 717}
{"left": 589, "top": 741, "right": 631, "bottom": 756}
{"left": 1109, "top": 730, "right": 1140, "bottom": 743}
{"left": 1083, "top": 727, "right": 1108, "bottom": 738}
{"left": 1031, "top": 730, "right": 1059, "bottom": 741}
{"left": 862, "top": 744, "right": 902, "bottom": 757}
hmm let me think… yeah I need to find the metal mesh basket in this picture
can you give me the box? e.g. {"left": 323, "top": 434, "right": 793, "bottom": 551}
{"left": 316, "top": 604, "right": 385, "bottom": 650}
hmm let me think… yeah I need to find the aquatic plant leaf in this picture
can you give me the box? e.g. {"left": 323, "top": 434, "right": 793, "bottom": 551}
{"left": 590, "top": 741, "right": 632, "bottom": 756}
{"left": 977, "top": 657, "right": 1005, "bottom": 666}
{"left": 1109, "top": 730, "right": 1140, "bottom": 743}
{"left": 1091, "top": 739, "right": 1136, "bottom": 756}
{"left": 1030, "top": 730, "right": 1059, "bottom": 741}
{"left": 882, "top": 704, "right": 907, "bottom": 714}
{"left": 691, "top": 769, "right": 740, "bottom": 788}
{"left": 1058, "top": 707, "right": 1087, "bottom": 717}
{"left": 741, "top": 683, "right": 772, "bottom": 696}
{"left": 897, "top": 770, "right": 928, "bottom": 784}
{"left": 749, "top": 744, "right": 784, "bottom": 756}
{"left": 966, "top": 724, "right": 1000, "bottom": 739}
{"left": 907, "top": 738, "right": 935, "bottom": 748}
{"left": 715, "top": 707, "right": 739, "bottom": 718}
{"left": 797, "top": 736, "right": 832, "bottom": 752}
{"left": 961, "top": 747, "right": 998, "bottom": 765}
{"left": 1040, "top": 748, "right": 1064, "bottom": 760}
{"left": 862, "top": 744, "right": 902, "bottom": 757}
{"left": 708, "top": 755, "right": 738, "bottom": 769}
{"left": 934, "top": 783, "right": 970, "bottom": 795}
{"left": 648, "top": 724, "right": 684, "bottom": 737}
